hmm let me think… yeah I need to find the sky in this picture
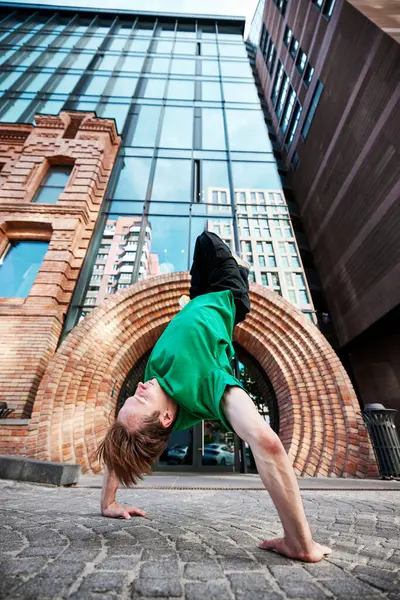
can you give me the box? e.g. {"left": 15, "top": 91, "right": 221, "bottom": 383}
{"left": 1, "top": 0, "right": 259, "bottom": 33}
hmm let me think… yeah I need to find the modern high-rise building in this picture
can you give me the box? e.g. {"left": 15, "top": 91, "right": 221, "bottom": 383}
{"left": 251, "top": 0, "right": 400, "bottom": 427}
{"left": 0, "top": 2, "right": 377, "bottom": 478}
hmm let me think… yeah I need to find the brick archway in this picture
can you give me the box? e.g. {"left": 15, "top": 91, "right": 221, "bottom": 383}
{"left": 27, "top": 273, "right": 377, "bottom": 477}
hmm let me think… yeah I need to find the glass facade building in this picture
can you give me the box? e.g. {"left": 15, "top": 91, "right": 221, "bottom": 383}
{"left": 0, "top": 5, "right": 316, "bottom": 471}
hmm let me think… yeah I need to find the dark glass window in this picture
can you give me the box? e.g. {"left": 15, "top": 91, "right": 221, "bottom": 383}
{"left": 303, "top": 63, "right": 314, "bottom": 87}
{"left": 34, "top": 166, "right": 72, "bottom": 204}
{"left": 0, "top": 240, "right": 49, "bottom": 298}
{"left": 285, "top": 100, "right": 302, "bottom": 147}
{"left": 323, "top": 0, "right": 337, "bottom": 18}
{"left": 283, "top": 26, "right": 292, "bottom": 47}
{"left": 301, "top": 80, "right": 324, "bottom": 139}
{"left": 289, "top": 37, "right": 299, "bottom": 59}
{"left": 296, "top": 50, "right": 307, "bottom": 73}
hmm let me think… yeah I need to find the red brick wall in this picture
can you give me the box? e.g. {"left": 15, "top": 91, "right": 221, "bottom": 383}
{"left": 27, "top": 272, "right": 378, "bottom": 478}
{"left": 0, "top": 112, "right": 121, "bottom": 426}
{"left": 0, "top": 422, "right": 29, "bottom": 456}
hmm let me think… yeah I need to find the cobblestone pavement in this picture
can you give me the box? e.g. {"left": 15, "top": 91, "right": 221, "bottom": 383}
{"left": 0, "top": 480, "right": 399, "bottom": 600}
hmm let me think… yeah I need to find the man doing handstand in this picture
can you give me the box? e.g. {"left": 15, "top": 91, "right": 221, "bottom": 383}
{"left": 97, "top": 231, "right": 331, "bottom": 563}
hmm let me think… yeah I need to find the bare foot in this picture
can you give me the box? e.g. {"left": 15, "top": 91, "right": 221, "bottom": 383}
{"left": 259, "top": 538, "right": 332, "bottom": 563}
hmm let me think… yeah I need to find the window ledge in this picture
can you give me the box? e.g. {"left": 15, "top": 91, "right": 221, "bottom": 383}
{"left": 0, "top": 298, "right": 25, "bottom": 306}
{"left": 0, "top": 419, "right": 30, "bottom": 425}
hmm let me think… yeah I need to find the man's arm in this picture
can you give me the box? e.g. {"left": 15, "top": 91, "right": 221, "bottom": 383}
{"left": 222, "top": 386, "right": 331, "bottom": 562}
{"left": 101, "top": 467, "right": 146, "bottom": 520}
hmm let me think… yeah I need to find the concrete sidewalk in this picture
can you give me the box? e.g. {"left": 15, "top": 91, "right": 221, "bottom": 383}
{"left": 0, "top": 477, "right": 399, "bottom": 599}
{"left": 79, "top": 471, "right": 400, "bottom": 490}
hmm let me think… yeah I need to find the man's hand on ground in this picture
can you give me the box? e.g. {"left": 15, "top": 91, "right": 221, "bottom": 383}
{"left": 102, "top": 502, "right": 146, "bottom": 520}
{"left": 259, "top": 537, "right": 332, "bottom": 563}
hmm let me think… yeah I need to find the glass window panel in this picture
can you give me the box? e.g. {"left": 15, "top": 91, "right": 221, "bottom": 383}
{"left": 39, "top": 98, "right": 65, "bottom": 115}
{"left": 202, "top": 108, "right": 226, "bottom": 151}
{"left": 23, "top": 71, "right": 53, "bottom": 93}
{"left": 0, "top": 71, "right": 24, "bottom": 92}
{"left": 43, "top": 166, "right": 71, "bottom": 187}
{"left": 0, "top": 99, "right": 32, "bottom": 122}
{"left": 84, "top": 75, "right": 109, "bottom": 96}
{"left": 108, "top": 37, "right": 126, "bottom": 52}
{"left": 0, "top": 241, "right": 49, "bottom": 298}
{"left": 201, "top": 81, "right": 221, "bottom": 101}
{"left": 226, "top": 109, "right": 272, "bottom": 152}
{"left": 108, "top": 201, "right": 144, "bottom": 214}
{"left": 149, "top": 57, "right": 171, "bottom": 73}
{"left": 174, "top": 41, "right": 196, "bottom": 54}
{"left": 220, "top": 61, "right": 252, "bottom": 78}
{"left": 232, "top": 162, "right": 282, "bottom": 189}
{"left": 155, "top": 39, "right": 174, "bottom": 53}
{"left": 113, "top": 157, "right": 152, "bottom": 200}
{"left": 168, "top": 79, "right": 194, "bottom": 100}
{"left": 152, "top": 159, "right": 191, "bottom": 202}
{"left": 149, "top": 202, "right": 190, "bottom": 216}
{"left": 159, "top": 107, "right": 193, "bottom": 148}
{"left": 52, "top": 74, "right": 81, "bottom": 94}
{"left": 201, "top": 60, "right": 219, "bottom": 75}
{"left": 223, "top": 82, "right": 259, "bottom": 103}
{"left": 98, "top": 102, "right": 130, "bottom": 132}
{"left": 130, "top": 38, "right": 150, "bottom": 52}
{"left": 142, "top": 77, "right": 165, "bottom": 98}
{"left": 126, "top": 105, "right": 161, "bottom": 146}
{"left": 98, "top": 54, "right": 120, "bottom": 71}
{"left": 218, "top": 44, "right": 247, "bottom": 58}
{"left": 170, "top": 58, "right": 195, "bottom": 75}
{"left": 201, "top": 161, "right": 230, "bottom": 203}
{"left": 120, "top": 55, "right": 145, "bottom": 72}
{"left": 202, "top": 43, "right": 218, "bottom": 56}
{"left": 33, "top": 186, "right": 61, "bottom": 204}
{"left": 44, "top": 51, "right": 68, "bottom": 69}
{"left": 143, "top": 216, "right": 189, "bottom": 276}
{"left": 111, "top": 76, "right": 138, "bottom": 97}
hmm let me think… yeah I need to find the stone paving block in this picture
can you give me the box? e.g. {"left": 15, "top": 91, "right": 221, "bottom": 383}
{"left": 185, "top": 581, "right": 231, "bottom": 600}
{"left": 183, "top": 562, "right": 223, "bottom": 581}
{"left": 322, "top": 575, "right": 386, "bottom": 598}
{"left": 132, "top": 577, "right": 182, "bottom": 597}
{"left": 77, "top": 571, "right": 127, "bottom": 594}
{"left": 218, "top": 556, "right": 261, "bottom": 571}
{"left": 228, "top": 571, "right": 271, "bottom": 592}
{"left": 353, "top": 565, "right": 400, "bottom": 593}
{"left": 139, "top": 560, "right": 179, "bottom": 579}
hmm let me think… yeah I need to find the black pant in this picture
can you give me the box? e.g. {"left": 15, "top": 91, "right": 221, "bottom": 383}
{"left": 189, "top": 231, "right": 250, "bottom": 325}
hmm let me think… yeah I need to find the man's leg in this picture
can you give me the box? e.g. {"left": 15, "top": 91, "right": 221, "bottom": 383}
{"left": 189, "top": 231, "right": 250, "bottom": 324}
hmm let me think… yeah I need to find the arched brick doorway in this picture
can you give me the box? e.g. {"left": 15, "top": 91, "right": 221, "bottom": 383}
{"left": 27, "top": 273, "right": 377, "bottom": 477}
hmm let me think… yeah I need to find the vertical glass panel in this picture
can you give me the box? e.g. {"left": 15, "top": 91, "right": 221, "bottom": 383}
{"left": 142, "top": 77, "right": 166, "bottom": 98}
{"left": 226, "top": 109, "right": 272, "bottom": 152}
{"left": 108, "top": 37, "right": 126, "bottom": 52}
{"left": 0, "top": 71, "right": 24, "bottom": 93}
{"left": 149, "top": 58, "right": 170, "bottom": 73}
{"left": 170, "top": 58, "right": 196, "bottom": 75}
{"left": 22, "top": 71, "right": 53, "bottom": 93}
{"left": 112, "top": 157, "right": 152, "bottom": 201}
{"left": 202, "top": 108, "right": 226, "bottom": 151}
{"left": 201, "top": 161, "right": 230, "bottom": 203}
{"left": 52, "top": 74, "right": 81, "bottom": 94}
{"left": 174, "top": 41, "right": 196, "bottom": 54}
{"left": 125, "top": 105, "right": 161, "bottom": 147}
{"left": 98, "top": 102, "right": 130, "bottom": 132}
{"left": 130, "top": 38, "right": 150, "bottom": 52}
{"left": 202, "top": 43, "right": 218, "bottom": 56}
{"left": 201, "top": 81, "right": 221, "bottom": 101}
{"left": 0, "top": 100, "right": 32, "bottom": 122}
{"left": 121, "top": 55, "right": 145, "bottom": 72}
{"left": 0, "top": 241, "right": 49, "bottom": 298}
{"left": 43, "top": 50, "right": 68, "bottom": 69}
{"left": 218, "top": 44, "right": 247, "bottom": 58}
{"left": 223, "top": 82, "right": 259, "bottom": 103}
{"left": 201, "top": 60, "right": 219, "bottom": 75}
{"left": 232, "top": 162, "right": 282, "bottom": 189}
{"left": 83, "top": 75, "right": 109, "bottom": 96}
{"left": 143, "top": 216, "right": 189, "bottom": 276}
{"left": 159, "top": 107, "right": 193, "bottom": 148}
{"left": 152, "top": 159, "right": 191, "bottom": 202}
{"left": 38, "top": 98, "right": 65, "bottom": 116}
{"left": 155, "top": 39, "right": 174, "bottom": 53}
{"left": 111, "top": 76, "right": 138, "bottom": 97}
{"left": 98, "top": 54, "right": 120, "bottom": 71}
{"left": 220, "top": 61, "right": 252, "bottom": 78}
{"left": 167, "top": 79, "right": 194, "bottom": 100}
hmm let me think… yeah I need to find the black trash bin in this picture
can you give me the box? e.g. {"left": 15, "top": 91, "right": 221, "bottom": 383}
{"left": 363, "top": 403, "right": 400, "bottom": 478}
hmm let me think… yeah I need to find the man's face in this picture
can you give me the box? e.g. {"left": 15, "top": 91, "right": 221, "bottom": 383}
{"left": 118, "top": 378, "right": 166, "bottom": 432}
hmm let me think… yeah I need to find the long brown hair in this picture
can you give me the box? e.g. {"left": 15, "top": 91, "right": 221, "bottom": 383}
{"left": 95, "top": 411, "right": 173, "bottom": 486}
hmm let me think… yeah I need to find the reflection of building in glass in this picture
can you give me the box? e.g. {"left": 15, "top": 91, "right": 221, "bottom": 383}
{"left": 206, "top": 188, "right": 315, "bottom": 321}
{"left": 81, "top": 217, "right": 159, "bottom": 317}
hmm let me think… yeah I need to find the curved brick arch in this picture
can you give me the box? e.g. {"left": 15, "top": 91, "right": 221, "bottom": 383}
{"left": 27, "top": 273, "right": 377, "bottom": 477}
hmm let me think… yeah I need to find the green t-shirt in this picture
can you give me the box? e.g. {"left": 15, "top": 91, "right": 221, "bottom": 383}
{"left": 144, "top": 290, "right": 243, "bottom": 431}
